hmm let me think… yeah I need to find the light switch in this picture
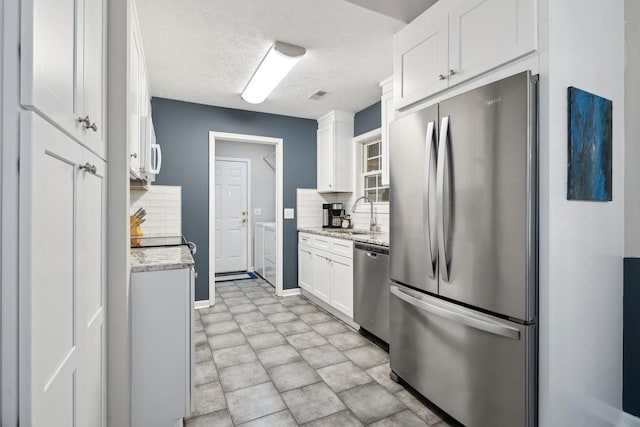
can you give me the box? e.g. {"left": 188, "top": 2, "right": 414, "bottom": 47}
{"left": 284, "top": 208, "right": 295, "bottom": 219}
{"left": 254, "top": 208, "right": 262, "bottom": 216}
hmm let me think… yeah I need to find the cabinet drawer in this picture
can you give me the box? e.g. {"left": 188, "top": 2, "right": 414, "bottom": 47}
{"left": 330, "top": 239, "right": 353, "bottom": 258}
{"left": 299, "top": 233, "right": 314, "bottom": 247}
{"left": 313, "top": 236, "right": 331, "bottom": 251}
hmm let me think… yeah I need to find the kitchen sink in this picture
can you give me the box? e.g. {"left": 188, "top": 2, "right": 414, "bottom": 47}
{"left": 330, "top": 229, "right": 374, "bottom": 235}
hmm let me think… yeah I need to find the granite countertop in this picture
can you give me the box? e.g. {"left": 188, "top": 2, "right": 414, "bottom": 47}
{"left": 130, "top": 245, "right": 195, "bottom": 273}
{"left": 298, "top": 227, "right": 389, "bottom": 247}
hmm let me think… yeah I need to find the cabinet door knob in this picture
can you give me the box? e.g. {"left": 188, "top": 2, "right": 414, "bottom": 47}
{"left": 78, "top": 115, "right": 98, "bottom": 132}
{"left": 78, "top": 115, "right": 91, "bottom": 126}
{"left": 130, "top": 152, "right": 138, "bottom": 159}
{"left": 241, "top": 218, "right": 247, "bottom": 224}
{"left": 438, "top": 74, "right": 446, "bottom": 81}
{"left": 80, "top": 162, "right": 97, "bottom": 175}
{"left": 448, "top": 69, "right": 456, "bottom": 76}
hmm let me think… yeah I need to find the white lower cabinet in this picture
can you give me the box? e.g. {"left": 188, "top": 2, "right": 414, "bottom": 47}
{"left": 330, "top": 255, "right": 354, "bottom": 318}
{"left": 131, "top": 266, "right": 195, "bottom": 427}
{"left": 298, "top": 232, "right": 354, "bottom": 318}
{"left": 298, "top": 247, "right": 314, "bottom": 292}
{"left": 313, "top": 252, "right": 332, "bottom": 304}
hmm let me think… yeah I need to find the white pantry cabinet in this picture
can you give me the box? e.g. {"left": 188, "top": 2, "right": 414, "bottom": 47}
{"left": 298, "top": 232, "right": 354, "bottom": 318}
{"left": 317, "top": 111, "right": 354, "bottom": 193}
{"left": 20, "top": 111, "right": 106, "bottom": 427}
{"left": 21, "top": 0, "right": 107, "bottom": 158}
{"left": 394, "top": 0, "right": 537, "bottom": 109}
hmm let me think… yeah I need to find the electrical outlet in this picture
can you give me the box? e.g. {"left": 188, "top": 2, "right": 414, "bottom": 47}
{"left": 254, "top": 208, "right": 262, "bottom": 216}
{"left": 284, "top": 208, "right": 295, "bottom": 219}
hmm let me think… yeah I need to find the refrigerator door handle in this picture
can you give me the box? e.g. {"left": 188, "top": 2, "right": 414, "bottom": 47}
{"left": 390, "top": 285, "right": 521, "bottom": 340}
{"left": 436, "top": 116, "right": 450, "bottom": 281}
{"left": 423, "top": 120, "right": 437, "bottom": 278}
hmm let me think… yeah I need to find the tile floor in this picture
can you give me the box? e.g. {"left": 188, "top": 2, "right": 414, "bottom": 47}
{"left": 186, "top": 277, "right": 453, "bottom": 427}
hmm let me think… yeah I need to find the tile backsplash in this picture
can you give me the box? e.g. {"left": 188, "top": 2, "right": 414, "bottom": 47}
{"left": 296, "top": 188, "right": 389, "bottom": 232}
{"left": 130, "top": 185, "right": 182, "bottom": 237}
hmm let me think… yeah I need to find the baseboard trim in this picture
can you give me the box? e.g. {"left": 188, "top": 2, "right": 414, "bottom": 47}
{"left": 194, "top": 300, "right": 210, "bottom": 309}
{"left": 301, "top": 290, "right": 359, "bottom": 330}
{"left": 281, "top": 288, "right": 301, "bottom": 297}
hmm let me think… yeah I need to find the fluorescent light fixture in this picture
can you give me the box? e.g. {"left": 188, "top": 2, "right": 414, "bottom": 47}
{"left": 241, "top": 41, "right": 306, "bottom": 104}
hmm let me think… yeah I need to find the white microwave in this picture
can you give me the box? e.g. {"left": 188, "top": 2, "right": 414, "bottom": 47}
{"left": 140, "top": 116, "right": 161, "bottom": 181}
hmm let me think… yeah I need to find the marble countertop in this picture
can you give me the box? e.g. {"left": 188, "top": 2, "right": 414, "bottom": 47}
{"left": 130, "top": 245, "right": 195, "bottom": 273}
{"left": 298, "top": 227, "right": 389, "bottom": 247}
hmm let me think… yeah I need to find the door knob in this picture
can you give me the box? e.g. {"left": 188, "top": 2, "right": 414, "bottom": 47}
{"left": 448, "top": 69, "right": 456, "bottom": 76}
{"left": 438, "top": 74, "right": 446, "bottom": 80}
{"left": 242, "top": 211, "right": 247, "bottom": 216}
{"left": 241, "top": 218, "right": 247, "bottom": 223}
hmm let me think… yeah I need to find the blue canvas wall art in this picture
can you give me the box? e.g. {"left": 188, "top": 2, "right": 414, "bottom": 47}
{"left": 567, "top": 86, "right": 612, "bottom": 201}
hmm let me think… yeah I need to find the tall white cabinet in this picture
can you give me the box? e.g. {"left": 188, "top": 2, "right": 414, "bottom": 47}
{"left": 21, "top": 0, "right": 107, "bottom": 158}
{"left": 19, "top": 0, "right": 107, "bottom": 425}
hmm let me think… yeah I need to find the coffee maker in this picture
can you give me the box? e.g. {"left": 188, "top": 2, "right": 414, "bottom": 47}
{"left": 327, "top": 203, "right": 344, "bottom": 228}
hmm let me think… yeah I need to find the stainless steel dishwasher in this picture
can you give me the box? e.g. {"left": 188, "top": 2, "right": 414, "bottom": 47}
{"left": 354, "top": 242, "right": 390, "bottom": 344}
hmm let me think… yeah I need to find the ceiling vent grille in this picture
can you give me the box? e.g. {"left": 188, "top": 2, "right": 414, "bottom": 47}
{"left": 309, "top": 90, "right": 327, "bottom": 100}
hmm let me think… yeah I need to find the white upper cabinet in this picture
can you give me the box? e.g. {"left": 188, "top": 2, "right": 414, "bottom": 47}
{"left": 129, "top": 0, "right": 157, "bottom": 182}
{"left": 447, "top": 0, "right": 537, "bottom": 86}
{"left": 380, "top": 77, "right": 395, "bottom": 187}
{"left": 21, "top": 0, "right": 106, "bottom": 158}
{"left": 317, "top": 111, "right": 354, "bottom": 193}
{"left": 394, "top": 0, "right": 537, "bottom": 110}
{"left": 394, "top": 13, "right": 449, "bottom": 109}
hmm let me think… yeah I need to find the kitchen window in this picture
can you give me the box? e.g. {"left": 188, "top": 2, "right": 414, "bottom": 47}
{"left": 362, "top": 139, "right": 389, "bottom": 202}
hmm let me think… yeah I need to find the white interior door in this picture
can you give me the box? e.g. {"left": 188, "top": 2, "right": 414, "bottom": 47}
{"left": 215, "top": 159, "right": 248, "bottom": 273}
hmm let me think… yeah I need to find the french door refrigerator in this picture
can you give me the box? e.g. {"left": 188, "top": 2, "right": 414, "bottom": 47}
{"left": 389, "top": 71, "right": 537, "bottom": 427}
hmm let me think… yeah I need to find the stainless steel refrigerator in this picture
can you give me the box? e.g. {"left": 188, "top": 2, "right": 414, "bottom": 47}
{"left": 389, "top": 71, "right": 537, "bottom": 427}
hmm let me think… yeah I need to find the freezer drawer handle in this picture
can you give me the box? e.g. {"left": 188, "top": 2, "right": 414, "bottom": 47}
{"left": 436, "top": 116, "right": 451, "bottom": 281}
{"left": 423, "top": 120, "right": 437, "bottom": 278}
{"left": 390, "top": 285, "right": 520, "bottom": 340}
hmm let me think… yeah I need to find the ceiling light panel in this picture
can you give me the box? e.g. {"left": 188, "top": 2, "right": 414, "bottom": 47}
{"left": 241, "top": 41, "right": 306, "bottom": 104}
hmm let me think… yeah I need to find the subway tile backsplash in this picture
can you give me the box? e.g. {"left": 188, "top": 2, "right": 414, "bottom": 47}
{"left": 296, "top": 188, "right": 389, "bottom": 232}
{"left": 130, "top": 185, "right": 182, "bottom": 237}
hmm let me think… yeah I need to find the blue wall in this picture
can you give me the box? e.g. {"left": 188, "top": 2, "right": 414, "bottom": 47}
{"left": 354, "top": 101, "right": 381, "bottom": 136}
{"left": 151, "top": 98, "right": 317, "bottom": 299}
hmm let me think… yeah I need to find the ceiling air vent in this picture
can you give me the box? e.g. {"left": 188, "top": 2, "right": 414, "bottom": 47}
{"left": 309, "top": 90, "right": 327, "bottom": 100}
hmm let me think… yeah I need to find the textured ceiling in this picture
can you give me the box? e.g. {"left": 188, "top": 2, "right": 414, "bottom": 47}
{"left": 135, "top": 0, "right": 410, "bottom": 119}
{"left": 344, "top": 0, "right": 438, "bottom": 23}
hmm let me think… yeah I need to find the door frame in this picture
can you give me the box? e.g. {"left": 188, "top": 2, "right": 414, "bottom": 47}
{"left": 209, "top": 131, "right": 284, "bottom": 300}
{"left": 213, "top": 156, "right": 252, "bottom": 275}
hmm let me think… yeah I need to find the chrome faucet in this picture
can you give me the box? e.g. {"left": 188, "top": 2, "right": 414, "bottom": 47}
{"left": 351, "top": 196, "right": 376, "bottom": 231}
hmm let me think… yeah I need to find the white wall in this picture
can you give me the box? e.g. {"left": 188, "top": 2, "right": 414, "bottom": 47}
{"left": 1, "top": 0, "right": 20, "bottom": 424}
{"left": 625, "top": 0, "right": 640, "bottom": 257}
{"left": 538, "top": 1, "right": 626, "bottom": 425}
{"left": 107, "top": 0, "right": 132, "bottom": 426}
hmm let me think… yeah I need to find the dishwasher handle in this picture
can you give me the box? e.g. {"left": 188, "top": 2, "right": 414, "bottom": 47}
{"left": 354, "top": 242, "right": 389, "bottom": 255}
